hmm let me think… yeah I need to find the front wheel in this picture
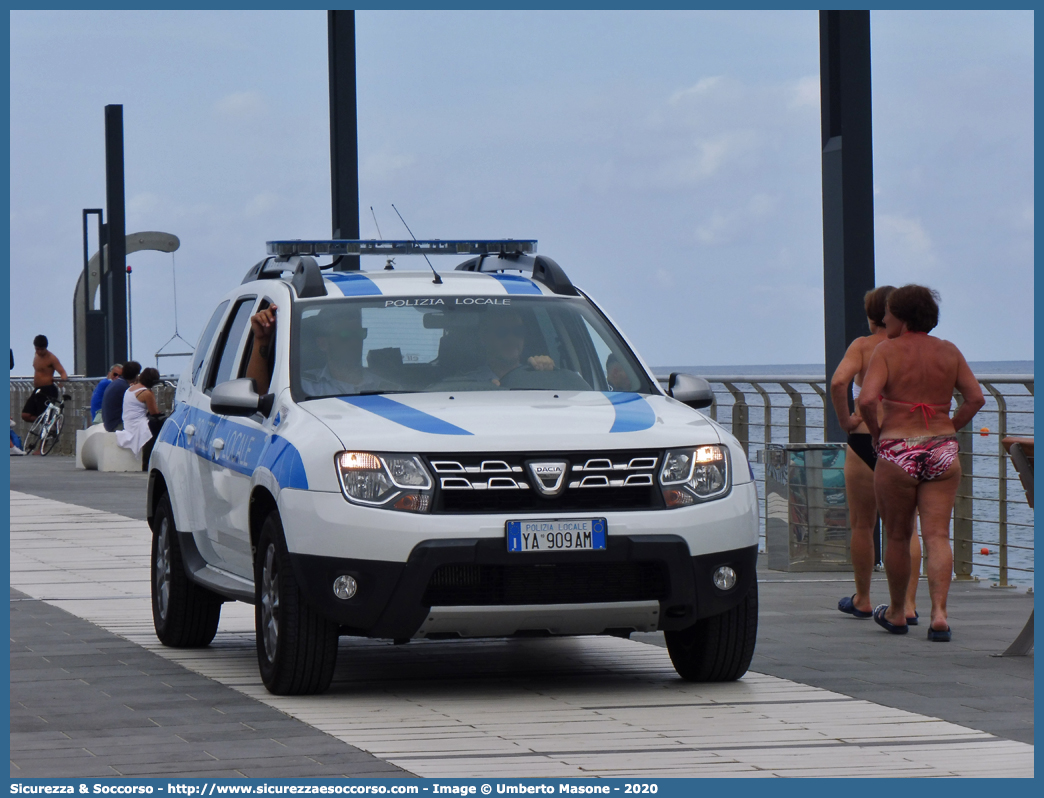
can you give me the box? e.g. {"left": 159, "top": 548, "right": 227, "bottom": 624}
{"left": 39, "top": 412, "right": 63, "bottom": 456}
{"left": 23, "top": 416, "right": 44, "bottom": 454}
{"left": 151, "top": 492, "right": 222, "bottom": 647}
{"left": 665, "top": 578, "right": 758, "bottom": 682}
{"left": 255, "top": 512, "right": 339, "bottom": 695}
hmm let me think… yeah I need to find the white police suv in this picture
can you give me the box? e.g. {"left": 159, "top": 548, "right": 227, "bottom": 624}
{"left": 148, "top": 240, "right": 759, "bottom": 695}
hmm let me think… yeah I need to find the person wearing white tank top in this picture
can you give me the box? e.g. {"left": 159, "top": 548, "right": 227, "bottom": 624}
{"left": 115, "top": 368, "right": 164, "bottom": 464}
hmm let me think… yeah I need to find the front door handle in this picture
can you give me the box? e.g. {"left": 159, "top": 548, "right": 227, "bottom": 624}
{"left": 212, "top": 438, "right": 225, "bottom": 451}
{"left": 184, "top": 424, "right": 196, "bottom": 437}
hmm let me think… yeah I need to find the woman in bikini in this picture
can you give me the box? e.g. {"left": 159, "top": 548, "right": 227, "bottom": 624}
{"left": 858, "top": 285, "right": 985, "bottom": 641}
{"left": 829, "top": 286, "right": 921, "bottom": 624}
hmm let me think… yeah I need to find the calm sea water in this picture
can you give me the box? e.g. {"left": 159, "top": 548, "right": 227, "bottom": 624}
{"left": 652, "top": 361, "right": 1035, "bottom": 587}
{"left": 653, "top": 360, "right": 1034, "bottom": 378}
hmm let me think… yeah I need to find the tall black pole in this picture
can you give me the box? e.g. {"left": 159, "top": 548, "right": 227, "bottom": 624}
{"left": 104, "top": 104, "right": 128, "bottom": 366}
{"left": 328, "top": 10, "right": 360, "bottom": 271}
{"left": 820, "top": 11, "right": 876, "bottom": 443}
{"left": 82, "top": 208, "right": 107, "bottom": 376}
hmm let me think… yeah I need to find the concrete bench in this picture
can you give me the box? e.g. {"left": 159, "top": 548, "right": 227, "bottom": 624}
{"left": 75, "top": 426, "right": 141, "bottom": 472}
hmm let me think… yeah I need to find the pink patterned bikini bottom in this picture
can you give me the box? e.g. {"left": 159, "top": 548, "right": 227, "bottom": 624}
{"left": 876, "top": 435, "right": 959, "bottom": 481}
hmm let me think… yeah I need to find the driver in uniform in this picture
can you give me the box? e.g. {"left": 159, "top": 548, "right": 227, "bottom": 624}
{"left": 464, "top": 309, "right": 555, "bottom": 386}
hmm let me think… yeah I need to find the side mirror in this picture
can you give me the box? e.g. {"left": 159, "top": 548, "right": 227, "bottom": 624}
{"left": 667, "top": 373, "right": 714, "bottom": 410}
{"left": 211, "top": 378, "right": 275, "bottom": 417}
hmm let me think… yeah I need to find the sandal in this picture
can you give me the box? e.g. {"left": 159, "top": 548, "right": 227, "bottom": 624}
{"left": 873, "top": 604, "right": 909, "bottom": 635}
{"left": 838, "top": 595, "right": 873, "bottom": 619}
{"left": 927, "top": 625, "right": 952, "bottom": 642}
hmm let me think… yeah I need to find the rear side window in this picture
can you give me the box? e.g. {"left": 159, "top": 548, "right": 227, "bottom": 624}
{"left": 191, "top": 300, "right": 230, "bottom": 387}
{"left": 205, "top": 297, "right": 256, "bottom": 394}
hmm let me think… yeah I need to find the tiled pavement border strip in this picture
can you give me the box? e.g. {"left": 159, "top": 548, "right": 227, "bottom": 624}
{"left": 10, "top": 588, "right": 413, "bottom": 778}
{"left": 9, "top": 488, "right": 1035, "bottom": 777}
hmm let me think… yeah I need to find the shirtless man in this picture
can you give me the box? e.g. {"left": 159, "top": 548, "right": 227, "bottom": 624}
{"left": 829, "top": 286, "right": 921, "bottom": 624}
{"left": 21, "top": 335, "right": 67, "bottom": 423}
{"left": 858, "top": 285, "right": 984, "bottom": 640}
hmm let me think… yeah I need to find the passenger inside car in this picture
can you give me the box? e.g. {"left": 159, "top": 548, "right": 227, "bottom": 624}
{"left": 298, "top": 305, "right": 401, "bottom": 397}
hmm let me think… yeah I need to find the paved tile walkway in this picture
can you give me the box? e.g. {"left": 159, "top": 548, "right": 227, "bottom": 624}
{"left": 9, "top": 488, "right": 1034, "bottom": 778}
{"left": 11, "top": 591, "right": 411, "bottom": 778}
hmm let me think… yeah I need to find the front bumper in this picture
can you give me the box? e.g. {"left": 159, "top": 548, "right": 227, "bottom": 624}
{"left": 288, "top": 539, "right": 758, "bottom": 640}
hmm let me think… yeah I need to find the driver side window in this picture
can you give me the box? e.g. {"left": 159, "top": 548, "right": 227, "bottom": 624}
{"left": 204, "top": 296, "right": 256, "bottom": 395}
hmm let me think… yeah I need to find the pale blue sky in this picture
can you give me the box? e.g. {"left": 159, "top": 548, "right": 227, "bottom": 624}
{"left": 8, "top": 10, "right": 1034, "bottom": 374}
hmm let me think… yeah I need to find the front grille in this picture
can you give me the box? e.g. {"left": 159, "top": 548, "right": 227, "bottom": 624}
{"left": 422, "top": 562, "right": 669, "bottom": 606}
{"left": 426, "top": 450, "right": 664, "bottom": 513}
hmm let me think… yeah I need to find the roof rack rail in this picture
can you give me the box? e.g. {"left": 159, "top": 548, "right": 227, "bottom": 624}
{"left": 455, "top": 253, "right": 578, "bottom": 297}
{"left": 242, "top": 255, "right": 327, "bottom": 298}
{"left": 266, "top": 239, "right": 537, "bottom": 258}
{"left": 241, "top": 257, "right": 282, "bottom": 283}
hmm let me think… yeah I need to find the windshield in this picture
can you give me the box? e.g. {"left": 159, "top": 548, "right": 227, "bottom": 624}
{"left": 290, "top": 295, "right": 655, "bottom": 400}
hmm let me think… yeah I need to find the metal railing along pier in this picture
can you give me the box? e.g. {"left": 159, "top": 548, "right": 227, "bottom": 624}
{"left": 656, "top": 373, "right": 1034, "bottom": 586}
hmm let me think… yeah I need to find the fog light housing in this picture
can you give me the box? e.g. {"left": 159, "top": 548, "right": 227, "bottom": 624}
{"left": 713, "top": 566, "right": 737, "bottom": 591}
{"left": 333, "top": 575, "right": 358, "bottom": 600}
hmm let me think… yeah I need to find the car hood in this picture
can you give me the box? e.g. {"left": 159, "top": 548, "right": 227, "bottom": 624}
{"left": 300, "top": 391, "right": 719, "bottom": 453}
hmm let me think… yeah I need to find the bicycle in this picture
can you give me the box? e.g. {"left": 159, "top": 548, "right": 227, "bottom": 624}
{"left": 23, "top": 390, "right": 71, "bottom": 456}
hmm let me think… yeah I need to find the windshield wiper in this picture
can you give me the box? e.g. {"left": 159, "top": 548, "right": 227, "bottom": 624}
{"left": 301, "top": 390, "right": 407, "bottom": 401}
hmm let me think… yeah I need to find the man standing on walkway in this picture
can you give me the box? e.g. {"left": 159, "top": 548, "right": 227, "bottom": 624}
{"left": 20, "top": 335, "right": 67, "bottom": 423}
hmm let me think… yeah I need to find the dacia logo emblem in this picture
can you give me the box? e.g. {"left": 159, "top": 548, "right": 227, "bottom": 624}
{"left": 527, "top": 460, "right": 568, "bottom": 497}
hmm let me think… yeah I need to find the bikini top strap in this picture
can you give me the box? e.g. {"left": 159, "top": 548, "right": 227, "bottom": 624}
{"left": 882, "top": 397, "right": 952, "bottom": 428}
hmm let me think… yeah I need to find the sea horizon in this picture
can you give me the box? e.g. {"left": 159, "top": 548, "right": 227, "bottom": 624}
{"left": 652, "top": 360, "right": 1034, "bottom": 377}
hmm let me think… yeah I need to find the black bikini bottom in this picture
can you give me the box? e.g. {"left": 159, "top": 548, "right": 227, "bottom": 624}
{"left": 847, "top": 433, "right": 877, "bottom": 470}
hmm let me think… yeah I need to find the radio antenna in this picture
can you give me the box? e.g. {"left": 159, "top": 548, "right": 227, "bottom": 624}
{"left": 370, "top": 206, "right": 395, "bottom": 270}
{"left": 391, "top": 204, "right": 442, "bottom": 284}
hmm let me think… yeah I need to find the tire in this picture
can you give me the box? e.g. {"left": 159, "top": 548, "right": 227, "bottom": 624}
{"left": 23, "top": 416, "right": 44, "bottom": 454}
{"left": 255, "top": 511, "right": 339, "bottom": 695}
{"left": 665, "top": 578, "right": 758, "bottom": 682}
{"left": 151, "top": 492, "right": 222, "bottom": 647}
{"left": 39, "top": 412, "right": 63, "bottom": 456}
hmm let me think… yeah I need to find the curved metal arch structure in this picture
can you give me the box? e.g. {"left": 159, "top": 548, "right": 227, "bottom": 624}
{"left": 73, "top": 231, "right": 180, "bottom": 374}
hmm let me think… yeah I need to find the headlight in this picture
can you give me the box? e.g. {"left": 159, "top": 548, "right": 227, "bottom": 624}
{"left": 659, "top": 445, "right": 730, "bottom": 507}
{"left": 336, "top": 451, "right": 433, "bottom": 512}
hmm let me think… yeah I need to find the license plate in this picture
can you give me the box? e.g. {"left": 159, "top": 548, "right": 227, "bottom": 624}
{"left": 506, "top": 518, "right": 607, "bottom": 552}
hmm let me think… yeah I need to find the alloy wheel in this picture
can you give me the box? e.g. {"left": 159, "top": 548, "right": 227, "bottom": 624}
{"left": 154, "top": 516, "right": 171, "bottom": 621}
{"left": 260, "top": 543, "right": 280, "bottom": 662}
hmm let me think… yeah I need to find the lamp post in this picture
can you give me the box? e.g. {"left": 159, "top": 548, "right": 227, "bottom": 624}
{"left": 126, "top": 264, "right": 133, "bottom": 360}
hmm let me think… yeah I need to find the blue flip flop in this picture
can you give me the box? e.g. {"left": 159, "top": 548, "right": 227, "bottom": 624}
{"left": 907, "top": 610, "right": 919, "bottom": 626}
{"left": 873, "top": 604, "right": 909, "bottom": 635}
{"left": 838, "top": 595, "right": 873, "bottom": 619}
{"left": 927, "top": 625, "right": 952, "bottom": 642}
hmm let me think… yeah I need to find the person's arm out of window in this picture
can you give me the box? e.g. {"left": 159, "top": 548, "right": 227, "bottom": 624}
{"left": 245, "top": 304, "right": 278, "bottom": 395}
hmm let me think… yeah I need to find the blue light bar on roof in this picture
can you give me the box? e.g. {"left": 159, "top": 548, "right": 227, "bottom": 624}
{"left": 266, "top": 239, "right": 537, "bottom": 257}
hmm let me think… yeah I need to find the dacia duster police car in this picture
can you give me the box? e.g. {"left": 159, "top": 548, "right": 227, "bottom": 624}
{"left": 148, "top": 240, "right": 759, "bottom": 695}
